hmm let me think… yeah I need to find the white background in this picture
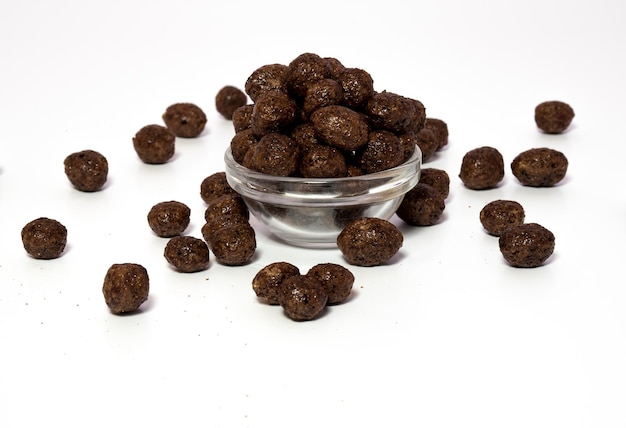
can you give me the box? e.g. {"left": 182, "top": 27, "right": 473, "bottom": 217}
{"left": 1, "top": 0, "right": 625, "bottom": 427}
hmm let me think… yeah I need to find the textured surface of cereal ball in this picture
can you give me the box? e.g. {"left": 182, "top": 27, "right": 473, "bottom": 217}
{"left": 21, "top": 217, "right": 67, "bottom": 259}
{"left": 511, "top": 147, "right": 568, "bottom": 187}
{"left": 405, "top": 98, "right": 427, "bottom": 133}
{"left": 230, "top": 128, "right": 258, "bottom": 164}
{"left": 285, "top": 52, "right": 330, "bottom": 100}
{"left": 242, "top": 132, "right": 299, "bottom": 176}
{"left": 499, "top": 223, "right": 555, "bottom": 268}
{"left": 299, "top": 143, "right": 348, "bottom": 178}
{"left": 147, "top": 201, "right": 191, "bottom": 238}
{"left": 535, "top": 101, "right": 575, "bottom": 134}
{"left": 162, "top": 103, "right": 207, "bottom": 138}
{"left": 216, "top": 86, "right": 248, "bottom": 120}
{"left": 357, "top": 130, "right": 405, "bottom": 173}
{"left": 250, "top": 90, "right": 298, "bottom": 137}
{"left": 277, "top": 274, "right": 328, "bottom": 321}
{"left": 164, "top": 236, "right": 210, "bottom": 273}
{"left": 424, "top": 118, "right": 449, "bottom": 149}
{"left": 396, "top": 183, "right": 446, "bottom": 226}
{"left": 415, "top": 128, "right": 439, "bottom": 163}
{"left": 419, "top": 168, "right": 450, "bottom": 199}
{"left": 102, "top": 263, "right": 149, "bottom": 314}
{"left": 302, "top": 78, "right": 344, "bottom": 115}
{"left": 366, "top": 91, "right": 416, "bottom": 134}
{"left": 398, "top": 132, "right": 418, "bottom": 163}
{"left": 290, "top": 123, "right": 320, "bottom": 152}
{"left": 132, "top": 124, "right": 176, "bottom": 164}
{"left": 479, "top": 200, "right": 525, "bottom": 236}
{"left": 201, "top": 213, "right": 249, "bottom": 247}
{"left": 232, "top": 104, "right": 254, "bottom": 132}
{"left": 204, "top": 193, "right": 249, "bottom": 222}
{"left": 252, "top": 262, "right": 301, "bottom": 305}
{"left": 324, "top": 57, "right": 346, "bottom": 79}
{"left": 63, "top": 149, "right": 108, "bottom": 192}
{"left": 209, "top": 223, "right": 256, "bottom": 266}
{"left": 337, "top": 217, "right": 403, "bottom": 267}
{"left": 306, "top": 263, "right": 354, "bottom": 304}
{"left": 200, "top": 171, "right": 236, "bottom": 205}
{"left": 310, "top": 105, "right": 370, "bottom": 151}
{"left": 336, "top": 67, "right": 374, "bottom": 109}
{"left": 245, "top": 63, "right": 289, "bottom": 102}
{"left": 459, "top": 146, "right": 505, "bottom": 190}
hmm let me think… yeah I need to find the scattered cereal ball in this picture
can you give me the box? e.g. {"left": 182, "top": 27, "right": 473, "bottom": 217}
{"left": 299, "top": 143, "right": 348, "bottom": 178}
{"left": 250, "top": 90, "right": 298, "bottom": 137}
{"left": 310, "top": 105, "right": 370, "bottom": 151}
{"left": 366, "top": 91, "right": 416, "bottom": 134}
{"left": 277, "top": 274, "right": 328, "bottom": 321}
{"left": 535, "top": 101, "right": 575, "bottom": 134}
{"left": 306, "top": 263, "right": 354, "bottom": 304}
{"left": 252, "top": 262, "right": 301, "bottom": 305}
{"left": 164, "top": 236, "right": 210, "bottom": 273}
{"left": 244, "top": 63, "right": 289, "bottom": 102}
{"left": 285, "top": 52, "right": 330, "bottom": 100}
{"left": 424, "top": 118, "right": 449, "bottom": 150}
{"left": 396, "top": 183, "right": 446, "bottom": 226}
{"left": 232, "top": 104, "right": 254, "bottom": 132}
{"left": 21, "top": 217, "right": 67, "bottom": 259}
{"left": 302, "top": 78, "right": 344, "bottom": 115}
{"left": 242, "top": 132, "right": 299, "bottom": 176}
{"left": 230, "top": 128, "right": 258, "bottom": 164}
{"left": 63, "top": 149, "right": 109, "bottom": 192}
{"left": 102, "top": 263, "right": 149, "bottom": 314}
{"left": 132, "top": 124, "right": 176, "bottom": 164}
{"left": 459, "top": 146, "right": 505, "bottom": 190}
{"left": 499, "top": 223, "right": 555, "bottom": 268}
{"left": 209, "top": 223, "right": 256, "bottom": 266}
{"left": 419, "top": 168, "right": 450, "bottom": 199}
{"left": 147, "top": 201, "right": 191, "bottom": 238}
{"left": 357, "top": 130, "right": 405, "bottom": 173}
{"left": 215, "top": 86, "right": 248, "bottom": 120}
{"left": 337, "top": 217, "right": 403, "bottom": 267}
{"left": 200, "top": 171, "right": 236, "bottom": 205}
{"left": 204, "top": 193, "right": 249, "bottom": 222}
{"left": 479, "top": 200, "right": 525, "bottom": 236}
{"left": 201, "top": 213, "right": 250, "bottom": 247}
{"left": 336, "top": 67, "right": 374, "bottom": 110}
{"left": 162, "top": 103, "right": 207, "bottom": 138}
{"left": 511, "top": 147, "right": 568, "bottom": 187}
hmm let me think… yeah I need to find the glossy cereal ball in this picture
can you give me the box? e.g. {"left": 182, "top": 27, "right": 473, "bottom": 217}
{"left": 534, "top": 101, "right": 575, "bottom": 134}
{"left": 162, "top": 102, "right": 207, "bottom": 138}
{"left": 310, "top": 105, "right": 370, "bottom": 152}
{"left": 396, "top": 183, "right": 446, "bottom": 226}
{"left": 252, "top": 261, "right": 301, "bottom": 305}
{"left": 306, "top": 263, "right": 354, "bottom": 305}
{"left": 147, "top": 201, "right": 191, "bottom": 238}
{"left": 63, "top": 149, "right": 108, "bottom": 192}
{"left": 242, "top": 132, "right": 299, "bottom": 176}
{"left": 459, "top": 146, "right": 505, "bottom": 190}
{"left": 337, "top": 217, "right": 403, "bottom": 267}
{"left": 244, "top": 63, "right": 289, "bottom": 102}
{"left": 132, "top": 124, "right": 176, "bottom": 164}
{"left": 21, "top": 217, "right": 67, "bottom": 259}
{"left": 208, "top": 223, "right": 256, "bottom": 266}
{"left": 200, "top": 171, "right": 236, "bottom": 205}
{"left": 102, "top": 263, "right": 149, "bottom": 314}
{"left": 511, "top": 147, "right": 568, "bottom": 187}
{"left": 479, "top": 199, "right": 525, "bottom": 236}
{"left": 499, "top": 223, "right": 555, "bottom": 268}
{"left": 215, "top": 86, "right": 248, "bottom": 120}
{"left": 277, "top": 274, "right": 328, "bottom": 321}
{"left": 164, "top": 236, "right": 210, "bottom": 273}
{"left": 419, "top": 168, "right": 450, "bottom": 199}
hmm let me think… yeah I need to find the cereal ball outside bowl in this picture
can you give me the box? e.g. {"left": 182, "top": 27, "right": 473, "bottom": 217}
{"left": 224, "top": 147, "right": 421, "bottom": 247}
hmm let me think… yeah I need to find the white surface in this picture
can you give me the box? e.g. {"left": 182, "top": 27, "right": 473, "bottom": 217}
{"left": 1, "top": 0, "right": 625, "bottom": 427}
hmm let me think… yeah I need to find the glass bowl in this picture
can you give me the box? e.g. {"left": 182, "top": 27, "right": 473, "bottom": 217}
{"left": 224, "top": 147, "right": 421, "bottom": 247}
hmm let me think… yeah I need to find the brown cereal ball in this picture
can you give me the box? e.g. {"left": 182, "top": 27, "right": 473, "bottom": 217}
{"left": 415, "top": 128, "right": 439, "bottom": 163}
{"left": 511, "top": 147, "right": 568, "bottom": 187}
{"left": 200, "top": 171, "right": 236, "bottom": 205}
{"left": 204, "top": 193, "right": 249, "bottom": 222}
{"left": 535, "top": 101, "right": 575, "bottom": 134}
{"left": 299, "top": 143, "right": 348, "bottom": 178}
{"left": 337, "top": 217, "right": 403, "bottom": 267}
{"left": 479, "top": 200, "right": 525, "bottom": 236}
{"left": 459, "top": 146, "right": 505, "bottom": 190}
{"left": 424, "top": 117, "right": 449, "bottom": 149}
{"left": 215, "top": 85, "right": 247, "bottom": 120}
{"left": 310, "top": 105, "right": 370, "bottom": 151}
{"left": 252, "top": 262, "right": 301, "bottom": 305}
{"left": 306, "top": 263, "right": 354, "bottom": 305}
{"left": 277, "top": 274, "right": 328, "bottom": 321}
{"left": 398, "top": 132, "right": 419, "bottom": 164}
{"left": 132, "top": 124, "right": 176, "bottom": 164}
{"left": 499, "top": 223, "right": 555, "bottom": 268}
{"left": 419, "top": 168, "right": 450, "bottom": 199}
{"left": 302, "top": 78, "right": 344, "bottom": 115}
{"left": 242, "top": 132, "right": 300, "bottom": 176}
{"left": 209, "top": 223, "right": 256, "bottom": 266}
{"left": 63, "top": 149, "right": 109, "bottom": 192}
{"left": 162, "top": 103, "right": 207, "bottom": 138}
{"left": 201, "top": 213, "right": 250, "bottom": 247}
{"left": 405, "top": 98, "right": 427, "bottom": 133}
{"left": 250, "top": 90, "right": 298, "bottom": 137}
{"left": 164, "top": 236, "right": 210, "bottom": 273}
{"left": 21, "top": 217, "right": 67, "bottom": 259}
{"left": 336, "top": 67, "right": 375, "bottom": 110}
{"left": 232, "top": 104, "right": 254, "bottom": 132}
{"left": 230, "top": 128, "right": 258, "bottom": 164}
{"left": 290, "top": 122, "right": 320, "bottom": 152}
{"left": 102, "top": 263, "right": 149, "bottom": 314}
{"left": 147, "top": 201, "right": 191, "bottom": 238}
{"left": 396, "top": 183, "right": 445, "bottom": 226}
{"left": 245, "top": 63, "right": 289, "bottom": 102}
{"left": 365, "top": 91, "right": 416, "bottom": 134}
{"left": 285, "top": 52, "right": 330, "bottom": 100}
{"left": 357, "top": 130, "right": 405, "bottom": 173}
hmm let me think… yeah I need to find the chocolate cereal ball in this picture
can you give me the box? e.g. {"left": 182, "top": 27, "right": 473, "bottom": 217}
{"left": 302, "top": 78, "right": 344, "bottom": 115}
{"left": 535, "top": 101, "right": 575, "bottom": 134}
{"left": 200, "top": 171, "right": 236, "bottom": 205}
{"left": 252, "top": 262, "right": 301, "bottom": 305}
{"left": 63, "top": 149, "right": 109, "bottom": 192}
{"left": 337, "top": 217, "right": 403, "bottom": 267}
{"left": 419, "top": 168, "right": 450, "bottom": 199}
{"left": 21, "top": 217, "right": 67, "bottom": 259}
{"left": 277, "top": 274, "right": 328, "bottom": 321}
{"left": 511, "top": 147, "right": 568, "bottom": 187}
{"left": 357, "top": 130, "right": 405, "bottom": 174}
{"left": 396, "top": 183, "right": 446, "bottom": 226}
{"left": 336, "top": 67, "right": 374, "bottom": 110}
{"left": 244, "top": 63, "right": 289, "bottom": 102}
{"left": 300, "top": 143, "right": 348, "bottom": 178}
{"left": 424, "top": 118, "right": 449, "bottom": 149}
{"left": 132, "top": 124, "right": 176, "bottom": 164}
{"left": 285, "top": 52, "right": 330, "bottom": 100}
{"left": 232, "top": 104, "right": 254, "bottom": 132}
{"left": 414, "top": 128, "right": 439, "bottom": 163}
{"left": 366, "top": 91, "right": 416, "bottom": 134}
{"left": 147, "top": 201, "right": 191, "bottom": 238}
{"left": 209, "top": 224, "right": 256, "bottom": 266}
{"left": 102, "top": 263, "right": 149, "bottom": 314}
{"left": 242, "top": 132, "right": 299, "bottom": 176}
{"left": 250, "top": 90, "right": 298, "bottom": 137}
{"left": 499, "top": 223, "right": 555, "bottom": 268}
{"left": 459, "top": 146, "right": 505, "bottom": 190}
{"left": 310, "top": 105, "right": 370, "bottom": 151}
{"left": 162, "top": 102, "right": 207, "bottom": 138}
{"left": 216, "top": 85, "right": 248, "bottom": 120}
{"left": 201, "top": 213, "right": 250, "bottom": 247}
{"left": 230, "top": 128, "right": 258, "bottom": 164}
{"left": 204, "top": 193, "right": 249, "bottom": 222}
{"left": 479, "top": 199, "right": 525, "bottom": 236}
{"left": 164, "top": 236, "right": 210, "bottom": 273}
{"left": 306, "top": 263, "right": 354, "bottom": 305}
